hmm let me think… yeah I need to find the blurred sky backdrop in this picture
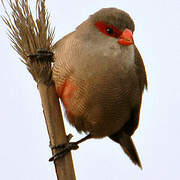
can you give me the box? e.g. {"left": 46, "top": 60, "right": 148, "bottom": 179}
{"left": 0, "top": 0, "right": 180, "bottom": 180}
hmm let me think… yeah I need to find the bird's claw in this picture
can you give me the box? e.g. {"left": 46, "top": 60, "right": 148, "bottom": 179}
{"left": 49, "top": 134, "right": 73, "bottom": 149}
{"left": 49, "top": 134, "right": 91, "bottom": 162}
{"left": 28, "top": 48, "right": 53, "bottom": 61}
{"left": 49, "top": 142, "right": 79, "bottom": 162}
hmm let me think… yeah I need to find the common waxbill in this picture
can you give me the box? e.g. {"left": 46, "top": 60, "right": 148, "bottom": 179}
{"left": 52, "top": 8, "right": 147, "bottom": 168}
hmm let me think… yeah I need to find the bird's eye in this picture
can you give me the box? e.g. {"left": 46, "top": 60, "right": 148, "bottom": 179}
{"left": 106, "top": 28, "right": 114, "bottom": 35}
{"left": 95, "top": 21, "right": 121, "bottom": 38}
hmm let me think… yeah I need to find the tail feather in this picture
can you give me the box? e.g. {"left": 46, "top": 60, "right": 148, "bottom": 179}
{"left": 110, "top": 132, "right": 142, "bottom": 169}
{"left": 119, "top": 132, "right": 142, "bottom": 168}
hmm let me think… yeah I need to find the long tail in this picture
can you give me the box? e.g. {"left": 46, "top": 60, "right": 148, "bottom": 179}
{"left": 110, "top": 132, "right": 142, "bottom": 169}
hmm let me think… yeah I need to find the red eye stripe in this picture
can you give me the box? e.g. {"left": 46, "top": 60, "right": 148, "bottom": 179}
{"left": 95, "top": 21, "right": 122, "bottom": 38}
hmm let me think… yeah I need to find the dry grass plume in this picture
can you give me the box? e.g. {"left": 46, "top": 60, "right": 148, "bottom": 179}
{"left": 1, "top": 0, "right": 55, "bottom": 84}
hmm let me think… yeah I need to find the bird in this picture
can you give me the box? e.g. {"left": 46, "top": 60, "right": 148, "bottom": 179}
{"left": 51, "top": 8, "right": 147, "bottom": 168}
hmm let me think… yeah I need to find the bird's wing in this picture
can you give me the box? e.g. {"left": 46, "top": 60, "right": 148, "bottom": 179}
{"left": 134, "top": 45, "right": 148, "bottom": 92}
{"left": 109, "top": 46, "right": 147, "bottom": 168}
{"left": 120, "top": 46, "right": 147, "bottom": 136}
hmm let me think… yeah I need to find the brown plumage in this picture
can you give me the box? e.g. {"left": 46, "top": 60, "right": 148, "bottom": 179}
{"left": 52, "top": 8, "right": 147, "bottom": 168}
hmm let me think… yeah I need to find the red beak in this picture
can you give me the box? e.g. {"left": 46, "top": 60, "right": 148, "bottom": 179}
{"left": 118, "top": 28, "right": 134, "bottom": 46}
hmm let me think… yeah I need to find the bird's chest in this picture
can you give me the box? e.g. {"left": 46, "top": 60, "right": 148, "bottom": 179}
{"left": 61, "top": 65, "right": 135, "bottom": 117}
{"left": 58, "top": 59, "right": 137, "bottom": 137}
{"left": 57, "top": 44, "right": 136, "bottom": 132}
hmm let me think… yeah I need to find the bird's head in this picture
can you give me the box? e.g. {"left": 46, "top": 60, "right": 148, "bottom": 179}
{"left": 75, "top": 8, "right": 135, "bottom": 48}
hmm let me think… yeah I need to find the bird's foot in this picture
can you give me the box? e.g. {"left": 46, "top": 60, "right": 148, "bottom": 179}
{"left": 49, "top": 133, "right": 92, "bottom": 162}
{"left": 49, "top": 142, "right": 79, "bottom": 162}
{"left": 28, "top": 48, "right": 53, "bottom": 61}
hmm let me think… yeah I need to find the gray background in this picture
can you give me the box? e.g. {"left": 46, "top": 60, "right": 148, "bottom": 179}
{"left": 0, "top": 0, "right": 179, "bottom": 179}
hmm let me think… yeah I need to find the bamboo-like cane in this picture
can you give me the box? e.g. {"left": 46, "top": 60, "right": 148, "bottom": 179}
{"left": 1, "top": 0, "right": 76, "bottom": 179}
